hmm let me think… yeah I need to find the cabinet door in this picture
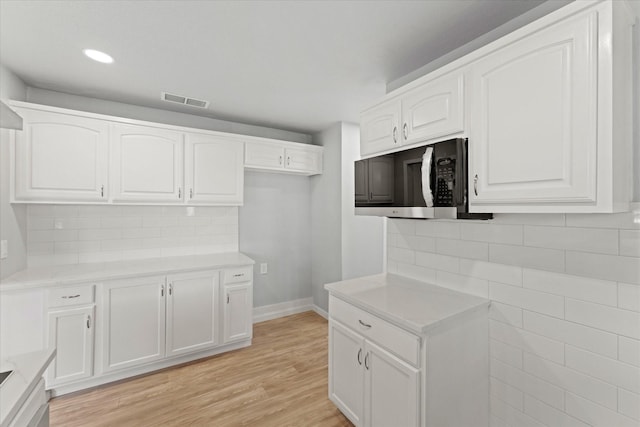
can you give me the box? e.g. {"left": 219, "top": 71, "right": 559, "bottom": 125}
{"left": 111, "top": 123, "right": 184, "bottom": 203}
{"left": 166, "top": 270, "right": 219, "bottom": 357}
{"left": 222, "top": 282, "right": 252, "bottom": 343}
{"left": 329, "top": 320, "right": 365, "bottom": 427}
{"left": 101, "top": 276, "right": 166, "bottom": 372}
{"left": 469, "top": 11, "right": 598, "bottom": 207}
{"left": 401, "top": 72, "right": 464, "bottom": 145}
{"left": 364, "top": 341, "right": 419, "bottom": 427}
{"left": 46, "top": 306, "right": 94, "bottom": 386}
{"left": 244, "top": 141, "right": 285, "bottom": 170}
{"left": 367, "top": 157, "right": 394, "bottom": 203}
{"left": 354, "top": 161, "right": 369, "bottom": 203}
{"left": 284, "top": 146, "right": 321, "bottom": 174}
{"left": 185, "top": 134, "right": 244, "bottom": 205}
{"left": 13, "top": 108, "right": 109, "bottom": 202}
{"left": 360, "top": 100, "right": 401, "bottom": 156}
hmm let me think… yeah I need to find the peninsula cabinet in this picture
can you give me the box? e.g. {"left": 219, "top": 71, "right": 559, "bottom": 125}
{"left": 326, "top": 274, "right": 489, "bottom": 427}
{"left": 244, "top": 139, "right": 323, "bottom": 176}
{"left": 11, "top": 106, "right": 109, "bottom": 203}
{"left": 468, "top": 0, "right": 634, "bottom": 213}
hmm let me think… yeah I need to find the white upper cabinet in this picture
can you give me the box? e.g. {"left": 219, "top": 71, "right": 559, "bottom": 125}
{"left": 111, "top": 123, "right": 184, "bottom": 203}
{"left": 360, "top": 72, "right": 465, "bottom": 157}
{"left": 244, "top": 140, "right": 323, "bottom": 176}
{"left": 12, "top": 107, "right": 109, "bottom": 202}
{"left": 185, "top": 134, "right": 244, "bottom": 205}
{"left": 401, "top": 72, "right": 464, "bottom": 146}
{"left": 468, "top": 0, "right": 633, "bottom": 212}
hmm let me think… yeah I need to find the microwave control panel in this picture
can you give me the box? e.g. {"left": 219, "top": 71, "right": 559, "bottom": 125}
{"left": 435, "top": 157, "right": 456, "bottom": 206}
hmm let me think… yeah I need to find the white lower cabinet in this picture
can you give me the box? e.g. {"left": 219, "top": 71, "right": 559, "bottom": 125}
{"left": 222, "top": 267, "right": 253, "bottom": 343}
{"left": 166, "top": 270, "right": 219, "bottom": 357}
{"left": 101, "top": 275, "right": 166, "bottom": 373}
{"left": 329, "top": 320, "right": 419, "bottom": 427}
{"left": 47, "top": 306, "right": 95, "bottom": 386}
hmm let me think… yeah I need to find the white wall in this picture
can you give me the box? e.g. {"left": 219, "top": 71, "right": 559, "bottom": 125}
{"left": 387, "top": 211, "right": 640, "bottom": 427}
{"left": 0, "top": 65, "right": 27, "bottom": 279}
{"left": 239, "top": 171, "right": 312, "bottom": 308}
{"left": 310, "top": 123, "right": 343, "bottom": 311}
{"left": 340, "top": 122, "right": 384, "bottom": 280}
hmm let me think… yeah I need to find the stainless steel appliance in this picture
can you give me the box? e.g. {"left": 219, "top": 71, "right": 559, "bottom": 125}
{"left": 355, "top": 138, "right": 491, "bottom": 219}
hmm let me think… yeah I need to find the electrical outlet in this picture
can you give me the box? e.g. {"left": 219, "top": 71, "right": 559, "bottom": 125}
{"left": 260, "top": 263, "right": 268, "bottom": 274}
{"left": 0, "top": 240, "right": 7, "bottom": 259}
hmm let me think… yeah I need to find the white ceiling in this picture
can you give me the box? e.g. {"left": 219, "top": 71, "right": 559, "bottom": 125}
{"left": 1, "top": 0, "right": 550, "bottom": 134}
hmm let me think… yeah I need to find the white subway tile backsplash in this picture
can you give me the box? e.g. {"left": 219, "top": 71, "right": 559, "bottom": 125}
{"left": 491, "top": 377, "right": 524, "bottom": 411}
{"left": 490, "top": 244, "right": 565, "bottom": 273}
{"left": 435, "top": 271, "right": 488, "bottom": 298}
{"left": 490, "top": 213, "right": 566, "bottom": 226}
{"left": 395, "top": 234, "right": 437, "bottom": 253}
{"left": 491, "top": 338, "right": 523, "bottom": 368}
{"left": 619, "top": 283, "right": 640, "bottom": 312}
{"left": 415, "top": 251, "right": 459, "bottom": 273}
{"left": 524, "top": 226, "right": 619, "bottom": 255}
{"left": 565, "top": 299, "right": 640, "bottom": 339}
{"left": 619, "top": 230, "right": 640, "bottom": 257}
{"left": 387, "top": 247, "right": 415, "bottom": 264}
{"left": 27, "top": 205, "right": 239, "bottom": 267}
{"left": 491, "top": 357, "right": 565, "bottom": 410}
{"left": 524, "top": 395, "right": 590, "bottom": 427}
{"left": 490, "top": 319, "right": 565, "bottom": 364}
{"left": 619, "top": 337, "right": 640, "bottom": 367}
{"left": 565, "top": 345, "right": 640, "bottom": 393}
{"left": 566, "top": 251, "right": 640, "bottom": 285}
{"left": 490, "top": 282, "right": 564, "bottom": 319}
{"left": 415, "top": 220, "right": 460, "bottom": 239}
{"left": 436, "top": 238, "right": 488, "bottom": 261}
{"left": 387, "top": 218, "right": 416, "bottom": 235}
{"left": 523, "top": 311, "right": 617, "bottom": 359}
{"left": 523, "top": 269, "right": 617, "bottom": 306}
{"left": 565, "top": 392, "right": 638, "bottom": 427}
{"left": 618, "top": 389, "right": 640, "bottom": 421}
{"left": 460, "top": 223, "right": 523, "bottom": 245}
{"left": 566, "top": 211, "right": 640, "bottom": 230}
{"left": 523, "top": 353, "right": 617, "bottom": 410}
{"left": 491, "top": 396, "right": 546, "bottom": 427}
{"left": 459, "top": 259, "right": 522, "bottom": 286}
{"left": 490, "top": 302, "right": 523, "bottom": 328}
{"left": 393, "top": 262, "right": 437, "bottom": 283}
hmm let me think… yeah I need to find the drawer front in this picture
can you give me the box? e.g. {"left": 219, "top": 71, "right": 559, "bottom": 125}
{"left": 47, "top": 285, "right": 95, "bottom": 308}
{"left": 329, "top": 295, "right": 420, "bottom": 367}
{"left": 222, "top": 266, "right": 253, "bottom": 284}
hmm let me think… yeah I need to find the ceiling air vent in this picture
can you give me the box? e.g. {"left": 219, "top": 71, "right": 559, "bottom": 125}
{"left": 161, "top": 92, "right": 209, "bottom": 109}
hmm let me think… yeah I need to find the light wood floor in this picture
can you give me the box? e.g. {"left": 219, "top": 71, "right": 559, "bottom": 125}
{"left": 50, "top": 311, "right": 352, "bottom": 427}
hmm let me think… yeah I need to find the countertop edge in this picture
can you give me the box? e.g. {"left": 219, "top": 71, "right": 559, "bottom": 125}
{"left": 0, "top": 253, "right": 255, "bottom": 291}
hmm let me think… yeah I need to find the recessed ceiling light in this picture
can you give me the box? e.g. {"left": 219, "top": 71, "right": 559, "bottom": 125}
{"left": 83, "top": 49, "right": 114, "bottom": 64}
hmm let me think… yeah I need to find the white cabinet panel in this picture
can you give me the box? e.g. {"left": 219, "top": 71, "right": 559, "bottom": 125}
{"left": 185, "top": 134, "right": 244, "bottom": 205}
{"left": 13, "top": 108, "right": 109, "bottom": 202}
{"left": 284, "top": 147, "right": 321, "bottom": 173}
{"left": 360, "top": 100, "right": 401, "bottom": 156}
{"left": 111, "top": 123, "right": 184, "bottom": 203}
{"left": 365, "top": 341, "right": 419, "bottom": 427}
{"left": 101, "top": 276, "right": 166, "bottom": 372}
{"left": 47, "top": 306, "right": 94, "bottom": 386}
{"left": 222, "top": 282, "right": 252, "bottom": 343}
{"left": 469, "top": 10, "right": 598, "bottom": 206}
{"left": 329, "top": 320, "right": 365, "bottom": 427}
{"left": 166, "top": 270, "right": 219, "bottom": 357}
{"left": 402, "top": 72, "right": 464, "bottom": 145}
{"left": 244, "top": 141, "right": 285, "bottom": 169}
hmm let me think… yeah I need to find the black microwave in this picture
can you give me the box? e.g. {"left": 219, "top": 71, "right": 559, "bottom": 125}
{"left": 355, "top": 138, "right": 491, "bottom": 219}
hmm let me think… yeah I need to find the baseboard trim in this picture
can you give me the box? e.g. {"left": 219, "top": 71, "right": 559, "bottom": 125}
{"left": 253, "top": 297, "right": 313, "bottom": 323}
{"left": 312, "top": 304, "right": 328, "bottom": 319}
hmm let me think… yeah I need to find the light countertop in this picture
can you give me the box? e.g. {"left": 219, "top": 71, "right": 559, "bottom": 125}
{"left": 1, "top": 252, "right": 254, "bottom": 291}
{"left": 0, "top": 348, "right": 55, "bottom": 427}
{"left": 325, "top": 273, "right": 489, "bottom": 335}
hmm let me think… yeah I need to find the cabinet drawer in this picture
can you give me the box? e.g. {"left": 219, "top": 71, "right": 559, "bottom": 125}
{"left": 329, "top": 295, "right": 420, "bottom": 367}
{"left": 47, "top": 285, "right": 94, "bottom": 308}
{"left": 222, "top": 266, "right": 252, "bottom": 284}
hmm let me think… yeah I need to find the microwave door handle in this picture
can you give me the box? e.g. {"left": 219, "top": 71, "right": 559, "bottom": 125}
{"left": 421, "top": 146, "right": 434, "bottom": 207}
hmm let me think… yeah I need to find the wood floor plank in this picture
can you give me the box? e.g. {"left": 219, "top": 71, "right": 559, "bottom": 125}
{"left": 50, "top": 311, "right": 352, "bottom": 427}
